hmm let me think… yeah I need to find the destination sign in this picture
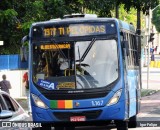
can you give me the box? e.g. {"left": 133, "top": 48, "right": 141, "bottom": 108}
{"left": 32, "top": 22, "right": 116, "bottom": 38}
{"left": 43, "top": 24, "right": 106, "bottom": 37}
{"left": 40, "top": 44, "right": 70, "bottom": 50}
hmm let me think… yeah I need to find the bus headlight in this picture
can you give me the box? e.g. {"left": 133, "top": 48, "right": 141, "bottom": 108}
{"left": 31, "top": 94, "right": 48, "bottom": 109}
{"left": 107, "top": 89, "right": 122, "bottom": 106}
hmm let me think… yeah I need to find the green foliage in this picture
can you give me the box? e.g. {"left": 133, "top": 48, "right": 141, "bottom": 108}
{"left": 0, "top": 9, "right": 18, "bottom": 23}
{"left": 115, "top": 0, "right": 159, "bottom": 14}
{"left": 0, "top": 0, "right": 159, "bottom": 54}
{"left": 152, "top": 6, "right": 160, "bottom": 32}
{"left": 112, "top": 5, "right": 137, "bottom": 26}
{"left": 84, "top": 0, "right": 114, "bottom": 17}
{"left": 0, "top": 8, "right": 20, "bottom": 54}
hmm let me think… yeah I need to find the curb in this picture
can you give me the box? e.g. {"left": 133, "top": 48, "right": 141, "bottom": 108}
{"left": 150, "top": 61, "right": 160, "bottom": 68}
{"left": 141, "top": 89, "right": 160, "bottom": 97}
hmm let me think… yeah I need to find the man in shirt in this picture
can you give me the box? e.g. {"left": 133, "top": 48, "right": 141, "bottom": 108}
{"left": 0, "top": 74, "right": 12, "bottom": 94}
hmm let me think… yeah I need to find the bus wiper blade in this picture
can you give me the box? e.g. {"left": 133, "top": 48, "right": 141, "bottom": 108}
{"left": 80, "top": 38, "right": 96, "bottom": 62}
{"left": 51, "top": 41, "right": 67, "bottom": 59}
{"left": 77, "top": 46, "right": 81, "bottom": 68}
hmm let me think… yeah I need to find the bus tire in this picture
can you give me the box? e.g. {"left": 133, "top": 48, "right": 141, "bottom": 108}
{"left": 54, "top": 127, "right": 64, "bottom": 130}
{"left": 115, "top": 120, "right": 128, "bottom": 130}
{"left": 32, "top": 127, "right": 51, "bottom": 130}
{"left": 128, "top": 115, "right": 137, "bottom": 128}
{"left": 65, "top": 126, "right": 75, "bottom": 130}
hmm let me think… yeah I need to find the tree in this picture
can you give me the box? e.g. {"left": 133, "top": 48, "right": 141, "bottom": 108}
{"left": 0, "top": 0, "right": 85, "bottom": 54}
{"left": 111, "top": 5, "right": 137, "bottom": 26}
{"left": 114, "top": 0, "right": 159, "bottom": 54}
{"left": 0, "top": 0, "right": 159, "bottom": 54}
{"left": 83, "top": 0, "right": 114, "bottom": 17}
{"left": 0, "top": 5, "right": 21, "bottom": 54}
{"left": 152, "top": 6, "right": 160, "bottom": 32}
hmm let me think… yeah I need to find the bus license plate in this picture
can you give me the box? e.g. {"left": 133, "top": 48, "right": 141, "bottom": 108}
{"left": 70, "top": 116, "right": 86, "bottom": 122}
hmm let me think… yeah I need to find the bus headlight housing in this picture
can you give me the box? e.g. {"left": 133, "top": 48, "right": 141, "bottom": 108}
{"left": 107, "top": 89, "right": 122, "bottom": 106}
{"left": 31, "top": 94, "right": 48, "bottom": 109}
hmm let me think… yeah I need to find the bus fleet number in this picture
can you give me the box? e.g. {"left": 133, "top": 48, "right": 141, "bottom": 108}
{"left": 91, "top": 100, "right": 103, "bottom": 107}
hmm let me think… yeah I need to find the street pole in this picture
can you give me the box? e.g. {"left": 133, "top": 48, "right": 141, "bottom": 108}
{"left": 147, "top": 9, "right": 151, "bottom": 89}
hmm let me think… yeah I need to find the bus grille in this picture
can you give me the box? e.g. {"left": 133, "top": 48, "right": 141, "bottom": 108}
{"left": 43, "top": 92, "right": 108, "bottom": 100}
{"left": 53, "top": 110, "right": 102, "bottom": 121}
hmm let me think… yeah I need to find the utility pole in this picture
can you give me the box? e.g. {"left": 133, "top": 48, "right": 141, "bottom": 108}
{"left": 137, "top": 8, "right": 142, "bottom": 89}
{"left": 147, "top": 9, "right": 151, "bottom": 89}
{"left": 115, "top": 3, "right": 119, "bottom": 19}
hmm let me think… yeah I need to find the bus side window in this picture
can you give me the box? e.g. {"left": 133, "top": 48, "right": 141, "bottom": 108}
{"left": 122, "top": 41, "right": 129, "bottom": 56}
{"left": 120, "top": 32, "right": 129, "bottom": 58}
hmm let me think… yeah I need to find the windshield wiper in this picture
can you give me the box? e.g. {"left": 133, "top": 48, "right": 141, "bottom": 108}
{"left": 52, "top": 41, "right": 68, "bottom": 59}
{"left": 77, "top": 38, "right": 96, "bottom": 62}
{"left": 77, "top": 46, "right": 81, "bottom": 68}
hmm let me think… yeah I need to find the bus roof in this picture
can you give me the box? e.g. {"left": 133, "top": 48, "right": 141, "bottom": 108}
{"left": 31, "top": 16, "right": 135, "bottom": 33}
{"left": 118, "top": 20, "right": 135, "bottom": 33}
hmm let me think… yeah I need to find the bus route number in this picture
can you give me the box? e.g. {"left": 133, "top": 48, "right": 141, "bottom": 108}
{"left": 91, "top": 100, "right": 103, "bottom": 107}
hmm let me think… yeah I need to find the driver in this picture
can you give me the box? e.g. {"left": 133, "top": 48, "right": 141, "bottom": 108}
{"left": 57, "top": 54, "right": 69, "bottom": 76}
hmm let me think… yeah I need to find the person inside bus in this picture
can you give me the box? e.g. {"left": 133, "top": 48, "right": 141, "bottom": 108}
{"left": 37, "top": 57, "right": 46, "bottom": 72}
{"left": 57, "top": 54, "right": 69, "bottom": 76}
{"left": 37, "top": 52, "right": 51, "bottom": 77}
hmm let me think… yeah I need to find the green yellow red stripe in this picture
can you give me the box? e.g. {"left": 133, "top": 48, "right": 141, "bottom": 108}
{"left": 50, "top": 100, "right": 73, "bottom": 109}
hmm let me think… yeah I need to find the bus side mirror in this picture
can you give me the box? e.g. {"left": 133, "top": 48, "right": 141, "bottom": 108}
{"left": 21, "top": 35, "right": 29, "bottom": 44}
{"left": 122, "top": 41, "right": 129, "bottom": 56}
{"left": 20, "top": 46, "right": 28, "bottom": 62}
{"left": 20, "top": 35, "right": 29, "bottom": 62}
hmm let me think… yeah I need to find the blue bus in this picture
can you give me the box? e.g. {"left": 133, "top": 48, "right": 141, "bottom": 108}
{"left": 22, "top": 14, "right": 141, "bottom": 130}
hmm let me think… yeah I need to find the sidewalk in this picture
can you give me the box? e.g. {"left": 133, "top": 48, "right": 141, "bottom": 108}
{"left": 138, "top": 91, "right": 160, "bottom": 120}
{"left": 141, "top": 66, "right": 160, "bottom": 90}
{"left": 142, "top": 66, "right": 160, "bottom": 72}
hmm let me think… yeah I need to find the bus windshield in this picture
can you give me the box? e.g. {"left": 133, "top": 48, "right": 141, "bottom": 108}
{"left": 32, "top": 39, "right": 118, "bottom": 90}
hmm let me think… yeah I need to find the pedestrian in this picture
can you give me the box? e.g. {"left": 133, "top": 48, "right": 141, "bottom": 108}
{"left": 151, "top": 52, "right": 155, "bottom": 61}
{"left": 22, "top": 71, "right": 31, "bottom": 114}
{"left": 0, "top": 74, "right": 12, "bottom": 94}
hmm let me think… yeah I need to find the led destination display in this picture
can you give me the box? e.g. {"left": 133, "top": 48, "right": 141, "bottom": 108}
{"left": 32, "top": 22, "right": 116, "bottom": 38}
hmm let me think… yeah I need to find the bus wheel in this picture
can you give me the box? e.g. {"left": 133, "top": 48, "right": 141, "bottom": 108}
{"left": 128, "top": 115, "right": 137, "bottom": 128}
{"left": 54, "top": 127, "right": 64, "bottom": 130}
{"left": 115, "top": 120, "right": 128, "bottom": 130}
{"left": 32, "top": 127, "right": 51, "bottom": 130}
{"left": 65, "top": 126, "right": 75, "bottom": 130}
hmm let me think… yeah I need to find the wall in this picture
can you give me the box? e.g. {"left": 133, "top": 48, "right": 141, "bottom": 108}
{"left": 0, "top": 70, "right": 28, "bottom": 98}
{"left": 0, "top": 54, "right": 28, "bottom": 70}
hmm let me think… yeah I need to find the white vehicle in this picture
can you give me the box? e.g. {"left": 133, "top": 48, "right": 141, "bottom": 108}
{"left": 0, "top": 90, "right": 30, "bottom": 130}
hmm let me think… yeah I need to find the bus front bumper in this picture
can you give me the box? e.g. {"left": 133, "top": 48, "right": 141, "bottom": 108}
{"left": 31, "top": 100, "right": 126, "bottom": 125}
